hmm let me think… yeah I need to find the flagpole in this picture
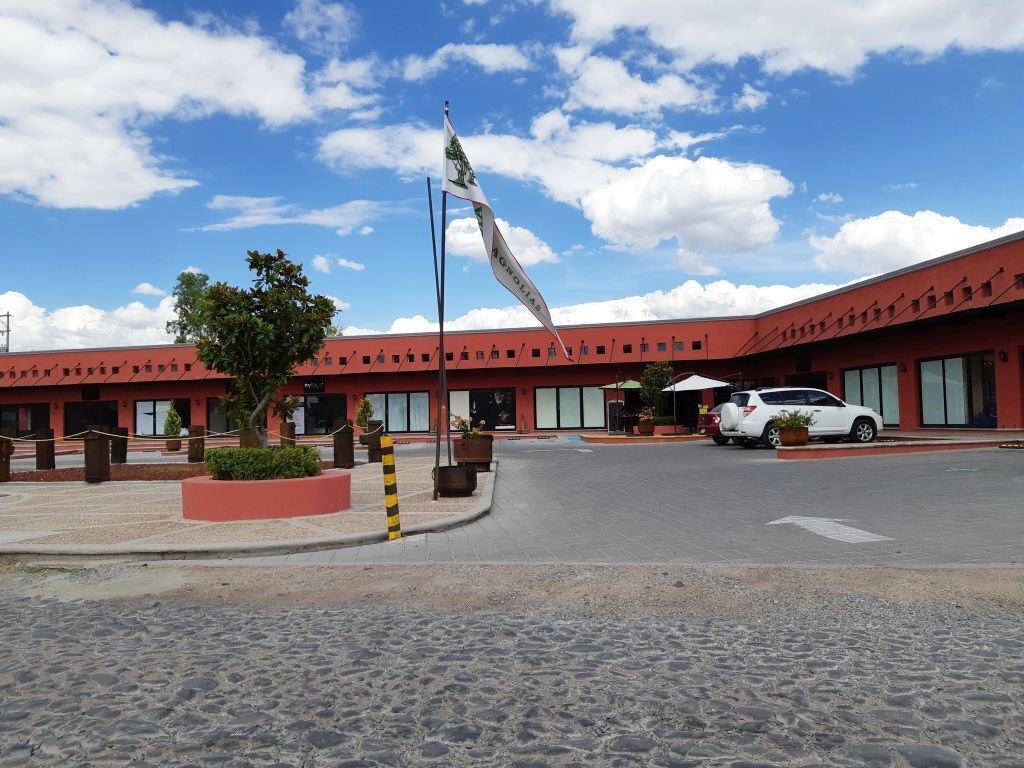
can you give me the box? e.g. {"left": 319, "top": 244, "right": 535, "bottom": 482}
{"left": 428, "top": 177, "right": 442, "bottom": 500}
{"left": 441, "top": 100, "right": 453, "bottom": 467}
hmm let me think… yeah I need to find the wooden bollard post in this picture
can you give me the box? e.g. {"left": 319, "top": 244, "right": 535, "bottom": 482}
{"left": 367, "top": 419, "right": 383, "bottom": 463}
{"left": 187, "top": 425, "right": 205, "bottom": 463}
{"left": 280, "top": 421, "right": 296, "bottom": 446}
{"left": 333, "top": 419, "right": 354, "bottom": 469}
{"left": 0, "top": 427, "right": 15, "bottom": 483}
{"left": 380, "top": 434, "right": 401, "bottom": 540}
{"left": 110, "top": 427, "right": 128, "bottom": 464}
{"left": 83, "top": 427, "right": 110, "bottom": 484}
{"left": 36, "top": 428, "right": 56, "bottom": 471}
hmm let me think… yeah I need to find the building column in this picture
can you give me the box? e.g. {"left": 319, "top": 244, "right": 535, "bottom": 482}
{"left": 995, "top": 345, "right": 1024, "bottom": 429}
{"left": 897, "top": 361, "right": 920, "bottom": 431}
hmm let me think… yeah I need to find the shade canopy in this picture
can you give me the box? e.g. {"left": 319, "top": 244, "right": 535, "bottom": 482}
{"left": 662, "top": 374, "right": 733, "bottom": 392}
{"left": 600, "top": 379, "right": 642, "bottom": 390}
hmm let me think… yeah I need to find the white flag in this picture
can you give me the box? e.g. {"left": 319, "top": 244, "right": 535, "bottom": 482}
{"left": 442, "top": 111, "right": 571, "bottom": 360}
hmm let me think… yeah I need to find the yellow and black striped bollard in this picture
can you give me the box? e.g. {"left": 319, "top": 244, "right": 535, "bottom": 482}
{"left": 380, "top": 435, "right": 401, "bottom": 540}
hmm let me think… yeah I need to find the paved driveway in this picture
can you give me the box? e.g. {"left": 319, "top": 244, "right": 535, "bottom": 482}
{"left": 244, "top": 439, "right": 1024, "bottom": 566}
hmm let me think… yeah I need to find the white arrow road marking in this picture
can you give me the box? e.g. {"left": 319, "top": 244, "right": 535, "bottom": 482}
{"left": 766, "top": 516, "right": 892, "bottom": 543}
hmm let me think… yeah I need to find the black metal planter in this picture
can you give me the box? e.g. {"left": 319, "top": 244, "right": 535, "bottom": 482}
{"left": 435, "top": 465, "right": 477, "bottom": 497}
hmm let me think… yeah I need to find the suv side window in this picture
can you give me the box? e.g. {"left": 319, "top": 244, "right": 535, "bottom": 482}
{"left": 779, "top": 390, "right": 810, "bottom": 405}
{"left": 729, "top": 393, "right": 750, "bottom": 407}
{"left": 759, "top": 392, "right": 784, "bottom": 405}
{"left": 805, "top": 390, "right": 842, "bottom": 407}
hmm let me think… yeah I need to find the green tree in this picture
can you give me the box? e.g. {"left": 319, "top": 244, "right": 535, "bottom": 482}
{"left": 163, "top": 403, "right": 182, "bottom": 438}
{"left": 195, "top": 250, "right": 337, "bottom": 446}
{"left": 639, "top": 360, "right": 674, "bottom": 414}
{"left": 355, "top": 397, "right": 374, "bottom": 428}
{"left": 166, "top": 270, "right": 211, "bottom": 343}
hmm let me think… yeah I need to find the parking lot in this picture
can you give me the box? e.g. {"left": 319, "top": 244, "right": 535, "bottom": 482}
{"left": 244, "top": 438, "right": 1024, "bottom": 566}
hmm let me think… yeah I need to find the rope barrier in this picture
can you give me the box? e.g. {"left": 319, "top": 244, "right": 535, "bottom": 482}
{"left": 0, "top": 422, "right": 364, "bottom": 444}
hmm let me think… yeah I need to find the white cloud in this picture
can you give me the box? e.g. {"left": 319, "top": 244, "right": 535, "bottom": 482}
{"left": 182, "top": 266, "right": 205, "bottom": 275}
{"left": 283, "top": 0, "right": 357, "bottom": 55}
{"left": 581, "top": 155, "right": 793, "bottom": 253}
{"left": 320, "top": 113, "right": 791, "bottom": 265}
{"left": 817, "top": 192, "right": 844, "bottom": 203}
{"left": 733, "top": 83, "right": 769, "bottom": 111}
{"left": 555, "top": 49, "right": 713, "bottom": 115}
{"left": 358, "top": 225, "right": 374, "bottom": 235}
{"left": 0, "top": 291, "right": 175, "bottom": 351}
{"left": 325, "top": 295, "right": 351, "bottom": 312}
{"left": 402, "top": 43, "right": 530, "bottom": 81}
{"left": 549, "top": 1, "right": 1024, "bottom": 77}
{"left": 0, "top": 1, "right": 316, "bottom": 209}
{"left": 311, "top": 56, "right": 380, "bottom": 113}
{"left": 673, "top": 250, "right": 722, "bottom": 276}
{"left": 194, "top": 195, "right": 389, "bottom": 236}
{"left": 342, "top": 277, "right": 842, "bottom": 336}
{"left": 887, "top": 181, "right": 919, "bottom": 190}
{"left": 810, "top": 210, "right": 1024, "bottom": 273}
{"left": 445, "top": 217, "right": 559, "bottom": 267}
{"left": 311, "top": 255, "right": 332, "bottom": 273}
{"left": 337, "top": 258, "right": 366, "bottom": 271}
{"left": 131, "top": 282, "right": 168, "bottom": 297}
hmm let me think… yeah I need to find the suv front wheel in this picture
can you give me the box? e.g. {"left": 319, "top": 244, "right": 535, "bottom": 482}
{"left": 850, "top": 418, "right": 877, "bottom": 443}
{"left": 761, "top": 423, "right": 782, "bottom": 449}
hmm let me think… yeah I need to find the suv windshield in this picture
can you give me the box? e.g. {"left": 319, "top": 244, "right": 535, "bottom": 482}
{"left": 729, "top": 393, "right": 750, "bottom": 407}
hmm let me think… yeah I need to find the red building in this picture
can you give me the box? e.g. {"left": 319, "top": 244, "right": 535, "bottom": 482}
{"left": 2, "top": 232, "right": 1023, "bottom": 437}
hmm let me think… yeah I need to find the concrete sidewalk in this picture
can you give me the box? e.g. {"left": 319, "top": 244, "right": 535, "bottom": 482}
{"left": 0, "top": 457, "right": 493, "bottom": 560}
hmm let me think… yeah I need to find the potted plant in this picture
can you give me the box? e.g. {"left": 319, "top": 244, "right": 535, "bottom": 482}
{"left": 773, "top": 409, "right": 815, "bottom": 447}
{"left": 163, "top": 403, "right": 183, "bottom": 452}
{"left": 452, "top": 415, "right": 493, "bottom": 470}
{"left": 355, "top": 397, "right": 374, "bottom": 445}
{"left": 636, "top": 406, "right": 657, "bottom": 436}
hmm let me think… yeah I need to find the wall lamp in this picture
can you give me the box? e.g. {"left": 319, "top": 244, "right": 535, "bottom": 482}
{"left": 998, "top": 349, "right": 1009, "bottom": 363}
{"left": 898, "top": 362, "right": 908, "bottom": 373}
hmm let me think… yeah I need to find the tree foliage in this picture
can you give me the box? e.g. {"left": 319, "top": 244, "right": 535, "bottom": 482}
{"left": 162, "top": 403, "right": 182, "bottom": 438}
{"left": 194, "top": 250, "right": 337, "bottom": 445}
{"left": 639, "top": 360, "right": 674, "bottom": 414}
{"left": 166, "top": 270, "right": 211, "bottom": 344}
{"left": 355, "top": 397, "right": 374, "bottom": 428}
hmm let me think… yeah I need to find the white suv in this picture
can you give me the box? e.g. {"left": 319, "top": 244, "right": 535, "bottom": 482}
{"left": 718, "top": 387, "right": 883, "bottom": 448}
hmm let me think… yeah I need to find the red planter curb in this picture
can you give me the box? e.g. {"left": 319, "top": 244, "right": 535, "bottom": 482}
{"left": 182, "top": 470, "right": 351, "bottom": 521}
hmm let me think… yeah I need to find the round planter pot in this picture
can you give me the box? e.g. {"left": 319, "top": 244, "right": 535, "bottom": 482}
{"left": 779, "top": 427, "right": 809, "bottom": 447}
{"left": 435, "top": 465, "right": 477, "bottom": 497}
{"left": 165, "top": 439, "right": 182, "bottom": 452}
{"left": 182, "top": 470, "right": 352, "bottom": 521}
{"left": 637, "top": 422, "right": 656, "bottom": 436}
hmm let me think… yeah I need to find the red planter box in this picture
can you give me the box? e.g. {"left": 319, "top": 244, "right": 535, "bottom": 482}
{"left": 182, "top": 470, "right": 351, "bottom": 522}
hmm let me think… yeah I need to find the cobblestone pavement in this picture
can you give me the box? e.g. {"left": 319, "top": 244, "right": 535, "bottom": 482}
{"left": 256, "top": 440, "right": 1024, "bottom": 566}
{"left": 0, "top": 458, "right": 485, "bottom": 548}
{"left": 1, "top": 563, "right": 1023, "bottom": 767}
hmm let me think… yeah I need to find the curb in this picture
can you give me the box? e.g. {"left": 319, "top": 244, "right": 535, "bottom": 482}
{"left": 0, "top": 463, "right": 496, "bottom": 564}
{"left": 776, "top": 440, "right": 1004, "bottom": 460}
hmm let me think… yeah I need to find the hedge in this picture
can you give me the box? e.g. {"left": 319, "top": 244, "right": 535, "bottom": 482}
{"left": 649, "top": 416, "right": 676, "bottom": 426}
{"left": 205, "top": 445, "right": 321, "bottom": 481}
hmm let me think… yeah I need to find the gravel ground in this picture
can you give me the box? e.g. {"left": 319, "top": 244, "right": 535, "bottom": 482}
{"left": 0, "top": 563, "right": 1022, "bottom": 767}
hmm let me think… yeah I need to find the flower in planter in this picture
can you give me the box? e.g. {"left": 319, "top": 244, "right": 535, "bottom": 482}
{"left": 771, "top": 409, "right": 816, "bottom": 429}
{"left": 637, "top": 406, "right": 658, "bottom": 424}
{"left": 453, "top": 415, "right": 487, "bottom": 438}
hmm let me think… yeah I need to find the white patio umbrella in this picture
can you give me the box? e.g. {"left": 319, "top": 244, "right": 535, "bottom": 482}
{"left": 662, "top": 375, "right": 734, "bottom": 433}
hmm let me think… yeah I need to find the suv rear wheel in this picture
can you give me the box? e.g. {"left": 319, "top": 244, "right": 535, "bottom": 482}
{"left": 762, "top": 423, "right": 782, "bottom": 449}
{"left": 711, "top": 435, "right": 731, "bottom": 446}
{"left": 850, "top": 418, "right": 877, "bottom": 443}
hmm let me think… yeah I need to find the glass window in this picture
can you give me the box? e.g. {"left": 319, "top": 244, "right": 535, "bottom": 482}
{"left": 536, "top": 388, "right": 558, "bottom": 429}
{"left": 880, "top": 365, "right": 900, "bottom": 426}
{"left": 943, "top": 357, "right": 966, "bottom": 425}
{"left": 861, "top": 371, "right": 881, "bottom": 413}
{"left": 674, "top": 342, "right": 684, "bottom": 351}
{"left": 367, "top": 393, "right": 386, "bottom": 426}
{"left": 844, "top": 370, "right": 861, "bottom": 406}
{"left": 596, "top": 345, "right": 605, "bottom": 354}
{"left": 559, "top": 387, "right": 582, "bottom": 428}
{"left": 409, "top": 392, "right": 430, "bottom": 432}
{"left": 640, "top": 343, "right": 649, "bottom": 352}
{"left": 657, "top": 342, "right": 666, "bottom": 352}
{"left": 387, "top": 393, "right": 408, "bottom": 432}
{"left": 622, "top": 344, "right": 632, "bottom": 353}
{"left": 582, "top": 387, "right": 604, "bottom": 428}
{"left": 532, "top": 348, "right": 540, "bottom": 357}
{"left": 920, "top": 359, "right": 946, "bottom": 425}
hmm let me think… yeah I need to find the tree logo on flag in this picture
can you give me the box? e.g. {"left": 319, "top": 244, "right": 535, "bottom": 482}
{"left": 445, "top": 134, "right": 477, "bottom": 189}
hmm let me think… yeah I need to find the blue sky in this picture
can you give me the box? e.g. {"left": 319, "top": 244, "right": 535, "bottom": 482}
{"left": 2, "top": 0, "right": 1023, "bottom": 350}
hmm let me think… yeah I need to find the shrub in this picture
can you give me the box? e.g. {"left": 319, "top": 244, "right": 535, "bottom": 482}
{"left": 355, "top": 397, "right": 374, "bottom": 428}
{"left": 639, "top": 360, "right": 673, "bottom": 413}
{"left": 163, "top": 404, "right": 182, "bottom": 438}
{"left": 649, "top": 416, "right": 675, "bottom": 426}
{"left": 772, "top": 409, "right": 815, "bottom": 429}
{"left": 205, "top": 445, "right": 321, "bottom": 481}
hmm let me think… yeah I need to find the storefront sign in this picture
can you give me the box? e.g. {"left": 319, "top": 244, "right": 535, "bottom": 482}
{"left": 303, "top": 379, "right": 326, "bottom": 394}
